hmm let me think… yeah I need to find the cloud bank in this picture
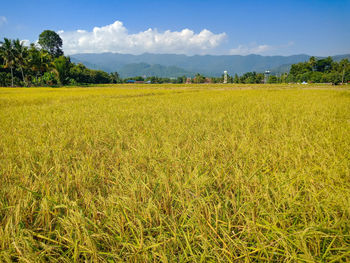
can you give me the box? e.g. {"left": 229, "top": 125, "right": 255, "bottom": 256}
{"left": 229, "top": 43, "right": 272, "bottom": 55}
{"left": 59, "top": 20, "right": 227, "bottom": 55}
{"left": 229, "top": 42, "right": 295, "bottom": 55}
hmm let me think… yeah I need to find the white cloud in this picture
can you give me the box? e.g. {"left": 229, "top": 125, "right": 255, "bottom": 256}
{"left": 229, "top": 41, "right": 295, "bottom": 55}
{"left": 59, "top": 20, "right": 227, "bottom": 55}
{"left": 229, "top": 43, "right": 273, "bottom": 55}
{"left": 0, "top": 16, "right": 7, "bottom": 27}
{"left": 21, "top": 39, "right": 31, "bottom": 46}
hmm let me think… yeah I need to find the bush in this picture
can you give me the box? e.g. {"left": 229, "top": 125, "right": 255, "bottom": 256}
{"left": 42, "top": 72, "right": 58, "bottom": 86}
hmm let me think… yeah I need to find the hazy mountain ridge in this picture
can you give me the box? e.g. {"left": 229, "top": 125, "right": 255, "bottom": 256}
{"left": 70, "top": 53, "right": 350, "bottom": 77}
{"left": 118, "top": 63, "right": 194, "bottom": 78}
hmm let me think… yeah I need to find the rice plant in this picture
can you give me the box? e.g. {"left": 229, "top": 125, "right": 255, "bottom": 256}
{"left": 0, "top": 84, "right": 349, "bottom": 262}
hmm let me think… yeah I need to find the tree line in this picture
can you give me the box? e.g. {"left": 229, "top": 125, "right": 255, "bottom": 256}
{"left": 122, "top": 56, "right": 350, "bottom": 85}
{"left": 208, "top": 56, "right": 349, "bottom": 85}
{"left": 0, "top": 30, "right": 120, "bottom": 87}
{"left": 1, "top": 30, "right": 349, "bottom": 86}
{"left": 286, "top": 56, "right": 350, "bottom": 84}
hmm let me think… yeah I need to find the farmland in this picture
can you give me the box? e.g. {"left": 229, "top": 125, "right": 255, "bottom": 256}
{"left": 0, "top": 84, "right": 350, "bottom": 262}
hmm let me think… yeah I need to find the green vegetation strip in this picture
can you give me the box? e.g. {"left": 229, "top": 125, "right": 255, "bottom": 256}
{"left": 0, "top": 85, "right": 349, "bottom": 262}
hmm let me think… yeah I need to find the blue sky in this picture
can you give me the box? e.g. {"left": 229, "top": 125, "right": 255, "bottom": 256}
{"left": 1, "top": 0, "right": 349, "bottom": 56}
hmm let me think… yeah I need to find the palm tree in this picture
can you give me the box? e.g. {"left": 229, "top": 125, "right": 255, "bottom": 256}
{"left": 28, "top": 43, "right": 52, "bottom": 84}
{"left": 0, "top": 38, "right": 15, "bottom": 87}
{"left": 339, "top": 59, "right": 349, "bottom": 85}
{"left": 13, "top": 39, "right": 28, "bottom": 86}
{"left": 309, "top": 56, "right": 317, "bottom": 71}
{"left": 52, "top": 56, "right": 71, "bottom": 85}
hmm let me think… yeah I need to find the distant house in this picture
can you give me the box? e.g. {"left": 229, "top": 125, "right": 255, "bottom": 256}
{"left": 126, "top": 80, "right": 145, "bottom": 84}
{"left": 205, "top": 77, "right": 212, "bottom": 83}
{"left": 185, "top": 77, "right": 192, "bottom": 84}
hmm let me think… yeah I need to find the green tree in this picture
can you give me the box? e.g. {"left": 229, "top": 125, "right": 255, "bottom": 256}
{"left": 53, "top": 56, "right": 71, "bottom": 85}
{"left": 309, "top": 71, "right": 323, "bottom": 83}
{"left": 28, "top": 44, "right": 52, "bottom": 84}
{"left": 109, "top": 71, "right": 121, "bottom": 83}
{"left": 38, "top": 30, "right": 63, "bottom": 58}
{"left": 0, "top": 38, "right": 15, "bottom": 86}
{"left": 256, "top": 73, "right": 265, "bottom": 83}
{"left": 315, "top": 57, "right": 333, "bottom": 73}
{"left": 233, "top": 74, "right": 239, "bottom": 83}
{"left": 176, "top": 76, "right": 184, "bottom": 84}
{"left": 92, "top": 70, "right": 110, "bottom": 83}
{"left": 267, "top": 75, "right": 278, "bottom": 83}
{"left": 240, "top": 72, "right": 259, "bottom": 83}
{"left": 41, "top": 71, "right": 57, "bottom": 86}
{"left": 289, "top": 62, "right": 312, "bottom": 76}
{"left": 70, "top": 63, "right": 90, "bottom": 83}
{"left": 12, "top": 39, "right": 28, "bottom": 86}
{"left": 339, "top": 59, "right": 349, "bottom": 84}
{"left": 194, "top": 73, "right": 205, "bottom": 83}
{"left": 309, "top": 56, "right": 317, "bottom": 71}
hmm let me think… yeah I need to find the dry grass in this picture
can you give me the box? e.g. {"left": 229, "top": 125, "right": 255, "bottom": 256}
{"left": 0, "top": 84, "right": 350, "bottom": 262}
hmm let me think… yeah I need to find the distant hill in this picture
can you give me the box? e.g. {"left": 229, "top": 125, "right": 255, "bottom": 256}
{"left": 118, "top": 63, "right": 194, "bottom": 78}
{"left": 70, "top": 53, "right": 350, "bottom": 77}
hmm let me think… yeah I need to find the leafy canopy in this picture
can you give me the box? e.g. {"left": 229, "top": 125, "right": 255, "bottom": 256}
{"left": 38, "top": 30, "right": 63, "bottom": 58}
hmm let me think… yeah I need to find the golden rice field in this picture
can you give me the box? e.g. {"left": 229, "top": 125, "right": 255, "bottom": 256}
{"left": 0, "top": 84, "right": 350, "bottom": 262}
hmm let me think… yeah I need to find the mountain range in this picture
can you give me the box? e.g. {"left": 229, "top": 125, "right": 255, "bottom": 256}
{"left": 70, "top": 53, "right": 350, "bottom": 78}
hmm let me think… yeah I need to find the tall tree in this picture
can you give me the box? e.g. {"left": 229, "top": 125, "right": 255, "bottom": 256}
{"left": 53, "top": 56, "right": 71, "bottom": 85}
{"left": 309, "top": 56, "right": 317, "bottom": 71}
{"left": 0, "top": 38, "right": 15, "bottom": 86}
{"left": 194, "top": 73, "right": 205, "bottom": 83}
{"left": 339, "top": 59, "right": 349, "bottom": 85}
{"left": 38, "top": 30, "right": 63, "bottom": 58}
{"left": 12, "top": 39, "right": 28, "bottom": 86}
{"left": 28, "top": 43, "right": 52, "bottom": 83}
{"left": 315, "top": 57, "right": 333, "bottom": 73}
{"left": 109, "top": 71, "right": 120, "bottom": 83}
{"left": 233, "top": 74, "right": 239, "bottom": 83}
